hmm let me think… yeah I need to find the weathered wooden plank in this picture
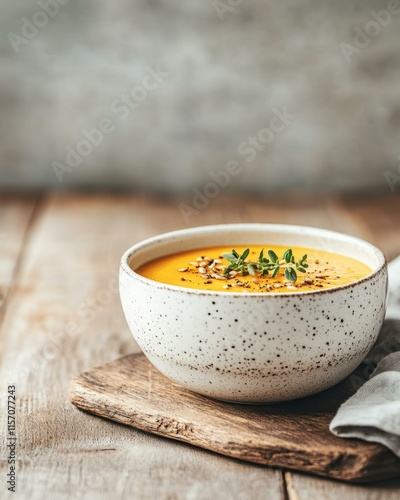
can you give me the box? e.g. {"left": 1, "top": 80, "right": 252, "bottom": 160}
{"left": 286, "top": 472, "right": 400, "bottom": 500}
{"left": 238, "top": 194, "right": 338, "bottom": 229}
{"left": 0, "top": 193, "right": 286, "bottom": 500}
{"left": 0, "top": 194, "right": 38, "bottom": 320}
{"left": 220, "top": 193, "right": 378, "bottom": 243}
{"left": 70, "top": 353, "right": 400, "bottom": 483}
{"left": 332, "top": 193, "right": 400, "bottom": 261}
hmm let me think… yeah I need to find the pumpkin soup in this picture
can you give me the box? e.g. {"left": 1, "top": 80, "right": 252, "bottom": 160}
{"left": 136, "top": 245, "right": 371, "bottom": 293}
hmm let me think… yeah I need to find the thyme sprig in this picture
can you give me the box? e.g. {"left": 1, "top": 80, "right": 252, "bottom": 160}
{"left": 222, "top": 248, "right": 308, "bottom": 284}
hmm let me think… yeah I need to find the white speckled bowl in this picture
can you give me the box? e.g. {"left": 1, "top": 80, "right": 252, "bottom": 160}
{"left": 120, "top": 224, "right": 387, "bottom": 403}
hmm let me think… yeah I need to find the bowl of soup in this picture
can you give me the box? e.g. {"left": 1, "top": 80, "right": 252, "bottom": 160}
{"left": 119, "top": 224, "right": 387, "bottom": 403}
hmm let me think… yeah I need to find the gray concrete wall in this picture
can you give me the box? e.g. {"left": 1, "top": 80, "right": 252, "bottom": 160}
{"left": 1, "top": 0, "right": 399, "bottom": 192}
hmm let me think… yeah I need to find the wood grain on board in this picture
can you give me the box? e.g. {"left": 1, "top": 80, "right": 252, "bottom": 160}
{"left": 70, "top": 352, "right": 400, "bottom": 484}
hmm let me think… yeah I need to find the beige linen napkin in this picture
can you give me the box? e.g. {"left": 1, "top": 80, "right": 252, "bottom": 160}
{"left": 330, "top": 256, "right": 400, "bottom": 457}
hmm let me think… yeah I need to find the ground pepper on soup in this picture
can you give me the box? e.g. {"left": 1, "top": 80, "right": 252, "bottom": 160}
{"left": 136, "top": 245, "right": 371, "bottom": 293}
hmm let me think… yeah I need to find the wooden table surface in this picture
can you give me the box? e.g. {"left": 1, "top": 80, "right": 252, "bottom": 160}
{"left": 1, "top": 192, "right": 400, "bottom": 500}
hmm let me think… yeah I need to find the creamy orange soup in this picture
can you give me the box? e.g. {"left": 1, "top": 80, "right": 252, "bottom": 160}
{"left": 136, "top": 245, "right": 372, "bottom": 293}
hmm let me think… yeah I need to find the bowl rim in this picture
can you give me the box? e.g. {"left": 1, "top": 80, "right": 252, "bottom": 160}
{"left": 120, "top": 223, "right": 387, "bottom": 297}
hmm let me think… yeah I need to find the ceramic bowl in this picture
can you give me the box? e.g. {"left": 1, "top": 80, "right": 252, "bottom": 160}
{"left": 119, "top": 224, "right": 387, "bottom": 403}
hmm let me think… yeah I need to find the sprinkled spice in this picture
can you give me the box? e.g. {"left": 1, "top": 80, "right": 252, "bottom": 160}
{"left": 137, "top": 244, "right": 372, "bottom": 294}
{"left": 179, "top": 247, "right": 314, "bottom": 291}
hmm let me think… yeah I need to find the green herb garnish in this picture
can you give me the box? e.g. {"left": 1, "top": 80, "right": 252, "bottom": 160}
{"left": 222, "top": 248, "right": 308, "bottom": 284}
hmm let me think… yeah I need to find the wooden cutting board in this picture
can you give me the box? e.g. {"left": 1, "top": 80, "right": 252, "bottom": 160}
{"left": 70, "top": 353, "right": 400, "bottom": 483}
